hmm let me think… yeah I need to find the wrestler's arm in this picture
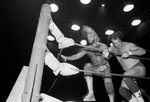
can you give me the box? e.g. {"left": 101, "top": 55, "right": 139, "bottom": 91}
{"left": 103, "top": 51, "right": 113, "bottom": 60}
{"left": 127, "top": 43, "right": 146, "bottom": 56}
{"left": 61, "top": 50, "right": 86, "bottom": 61}
{"left": 82, "top": 43, "right": 108, "bottom": 53}
{"left": 100, "top": 43, "right": 113, "bottom": 59}
{"left": 98, "top": 43, "right": 108, "bottom": 52}
{"left": 108, "top": 46, "right": 121, "bottom": 56}
{"left": 82, "top": 46, "right": 100, "bottom": 52}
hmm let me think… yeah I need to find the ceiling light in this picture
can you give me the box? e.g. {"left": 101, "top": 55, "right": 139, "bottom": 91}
{"left": 47, "top": 35, "right": 55, "bottom": 41}
{"left": 101, "top": 4, "right": 105, "bottom": 7}
{"left": 80, "top": 40, "right": 87, "bottom": 45}
{"left": 80, "top": 0, "right": 91, "bottom": 5}
{"left": 123, "top": 4, "right": 134, "bottom": 12}
{"left": 131, "top": 19, "right": 141, "bottom": 26}
{"left": 110, "top": 43, "right": 113, "bottom": 47}
{"left": 50, "top": 3, "right": 59, "bottom": 12}
{"left": 71, "top": 24, "right": 80, "bottom": 31}
{"left": 105, "top": 29, "right": 114, "bottom": 35}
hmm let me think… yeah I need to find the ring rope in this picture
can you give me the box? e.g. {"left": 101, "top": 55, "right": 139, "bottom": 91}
{"left": 78, "top": 69, "right": 150, "bottom": 80}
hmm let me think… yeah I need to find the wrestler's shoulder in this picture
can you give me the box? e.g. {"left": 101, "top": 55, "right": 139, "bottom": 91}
{"left": 123, "top": 42, "right": 135, "bottom": 47}
{"left": 97, "top": 42, "right": 107, "bottom": 46}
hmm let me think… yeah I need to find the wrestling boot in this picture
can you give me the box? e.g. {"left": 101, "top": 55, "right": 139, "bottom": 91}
{"left": 129, "top": 95, "right": 138, "bottom": 102}
{"left": 108, "top": 93, "right": 115, "bottom": 102}
{"left": 83, "top": 93, "right": 96, "bottom": 101}
{"left": 134, "top": 90, "right": 145, "bottom": 102}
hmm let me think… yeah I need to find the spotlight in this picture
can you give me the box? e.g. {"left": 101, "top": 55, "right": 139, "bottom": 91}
{"left": 101, "top": 4, "right": 105, "bottom": 7}
{"left": 123, "top": 4, "right": 134, "bottom": 12}
{"left": 131, "top": 19, "right": 141, "bottom": 26}
{"left": 50, "top": 3, "right": 59, "bottom": 12}
{"left": 80, "top": 0, "right": 91, "bottom": 5}
{"left": 47, "top": 35, "right": 55, "bottom": 41}
{"left": 80, "top": 40, "right": 87, "bottom": 45}
{"left": 105, "top": 29, "right": 114, "bottom": 35}
{"left": 71, "top": 24, "right": 80, "bottom": 31}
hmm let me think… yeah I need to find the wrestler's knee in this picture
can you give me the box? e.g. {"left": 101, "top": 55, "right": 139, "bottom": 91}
{"left": 84, "top": 63, "right": 93, "bottom": 76}
{"left": 119, "top": 87, "right": 132, "bottom": 100}
{"left": 105, "top": 82, "right": 114, "bottom": 94}
{"left": 84, "top": 63, "right": 93, "bottom": 70}
{"left": 124, "top": 78, "right": 139, "bottom": 93}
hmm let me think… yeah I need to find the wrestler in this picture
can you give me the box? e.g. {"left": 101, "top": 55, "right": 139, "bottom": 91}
{"left": 108, "top": 31, "right": 146, "bottom": 102}
{"left": 61, "top": 25, "right": 115, "bottom": 102}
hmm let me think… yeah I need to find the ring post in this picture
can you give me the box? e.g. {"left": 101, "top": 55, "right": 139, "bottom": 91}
{"left": 21, "top": 4, "right": 51, "bottom": 102}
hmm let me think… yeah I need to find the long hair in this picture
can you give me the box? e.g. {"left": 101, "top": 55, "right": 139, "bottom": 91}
{"left": 81, "top": 25, "right": 101, "bottom": 42}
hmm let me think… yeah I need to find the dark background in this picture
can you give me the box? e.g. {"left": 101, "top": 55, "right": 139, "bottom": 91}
{"left": 1, "top": 0, "right": 150, "bottom": 102}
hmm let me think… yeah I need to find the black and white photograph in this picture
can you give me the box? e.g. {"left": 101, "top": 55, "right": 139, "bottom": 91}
{"left": 1, "top": 0, "right": 150, "bottom": 102}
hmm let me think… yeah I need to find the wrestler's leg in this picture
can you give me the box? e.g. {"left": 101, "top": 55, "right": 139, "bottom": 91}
{"left": 124, "top": 65, "right": 145, "bottom": 102}
{"left": 103, "top": 67, "right": 115, "bottom": 102}
{"left": 83, "top": 63, "right": 96, "bottom": 101}
{"left": 120, "top": 65, "right": 145, "bottom": 102}
{"left": 119, "top": 84, "right": 137, "bottom": 102}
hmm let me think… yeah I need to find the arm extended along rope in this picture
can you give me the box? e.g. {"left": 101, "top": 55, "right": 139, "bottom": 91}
{"left": 115, "top": 54, "right": 150, "bottom": 61}
{"left": 75, "top": 43, "right": 150, "bottom": 61}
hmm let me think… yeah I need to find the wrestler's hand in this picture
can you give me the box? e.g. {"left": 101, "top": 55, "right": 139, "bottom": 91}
{"left": 58, "top": 37, "right": 75, "bottom": 49}
{"left": 102, "top": 51, "right": 109, "bottom": 58}
{"left": 121, "top": 52, "right": 130, "bottom": 58}
{"left": 61, "top": 55, "right": 67, "bottom": 62}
